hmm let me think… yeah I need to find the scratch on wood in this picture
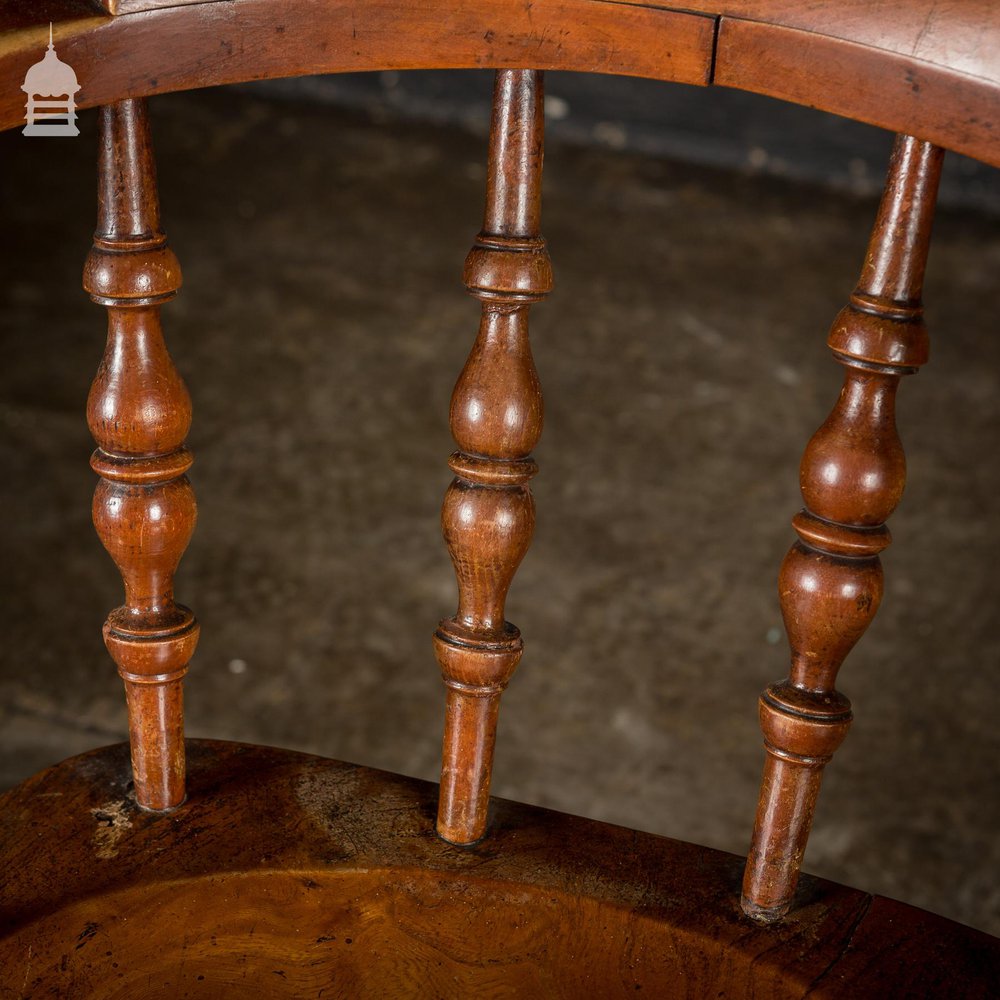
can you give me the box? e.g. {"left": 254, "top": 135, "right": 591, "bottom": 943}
{"left": 912, "top": 6, "right": 939, "bottom": 57}
{"left": 91, "top": 799, "right": 134, "bottom": 860}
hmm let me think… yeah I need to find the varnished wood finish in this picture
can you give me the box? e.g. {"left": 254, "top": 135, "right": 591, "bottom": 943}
{"left": 1, "top": 740, "right": 997, "bottom": 998}
{"left": 3, "top": 2, "right": 1000, "bottom": 169}
{"left": 97, "top": 0, "right": 206, "bottom": 14}
{"left": 714, "top": 17, "right": 1000, "bottom": 170}
{"left": 3, "top": 0, "right": 998, "bottom": 983}
{"left": 434, "top": 69, "right": 552, "bottom": 846}
{"left": 84, "top": 98, "right": 198, "bottom": 812}
{"left": 741, "top": 135, "right": 944, "bottom": 923}
{"left": 0, "top": 2, "right": 714, "bottom": 132}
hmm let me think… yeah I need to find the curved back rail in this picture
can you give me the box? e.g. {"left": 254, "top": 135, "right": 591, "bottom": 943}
{"left": 1, "top": 1, "right": 1000, "bottom": 167}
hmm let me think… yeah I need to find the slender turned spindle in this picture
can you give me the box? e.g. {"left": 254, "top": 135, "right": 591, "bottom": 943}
{"left": 741, "top": 135, "right": 945, "bottom": 921}
{"left": 84, "top": 98, "right": 198, "bottom": 811}
{"left": 434, "top": 69, "right": 552, "bottom": 845}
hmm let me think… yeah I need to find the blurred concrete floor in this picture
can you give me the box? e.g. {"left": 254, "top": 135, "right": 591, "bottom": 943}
{"left": 1, "top": 86, "right": 998, "bottom": 936}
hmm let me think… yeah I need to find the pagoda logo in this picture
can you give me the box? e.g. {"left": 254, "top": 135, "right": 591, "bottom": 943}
{"left": 22, "top": 24, "right": 81, "bottom": 137}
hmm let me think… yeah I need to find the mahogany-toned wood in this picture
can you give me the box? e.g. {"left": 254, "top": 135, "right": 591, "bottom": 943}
{"left": 2, "top": 2, "right": 1000, "bottom": 170}
{"left": 1, "top": 740, "right": 997, "bottom": 997}
{"left": 84, "top": 97, "right": 198, "bottom": 812}
{"left": 0, "top": 2, "right": 714, "bottom": 132}
{"left": 434, "top": 69, "right": 552, "bottom": 846}
{"left": 741, "top": 134, "right": 944, "bottom": 923}
{"left": 97, "top": 0, "right": 207, "bottom": 15}
{"left": 714, "top": 16, "right": 1000, "bottom": 172}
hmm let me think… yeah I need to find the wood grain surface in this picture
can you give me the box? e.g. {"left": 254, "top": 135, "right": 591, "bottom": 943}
{"left": 84, "top": 98, "right": 198, "bottom": 811}
{"left": 0, "top": 1, "right": 714, "bottom": 129}
{"left": 742, "top": 135, "right": 946, "bottom": 923}
{"left": 1, "top": 1, "right": 999, "bottom": 167}
{"left": 1, "top": 740, "right": 997, "bottom": 998}
{"left": 97, "top": 0, "right": 212, "bottom": 16}
{"left": 434, "top": 69, "right": 551, "bottom": 846}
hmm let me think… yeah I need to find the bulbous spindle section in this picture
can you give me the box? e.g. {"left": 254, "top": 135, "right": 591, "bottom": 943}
{"left": 83, "top": 98, "right": 198, "bottom": 811}
{"left": 742, "top": 135, "right": 945, "bottom": 921}
{"left": 434, "top": 70, "right": 553, "bottom": 845}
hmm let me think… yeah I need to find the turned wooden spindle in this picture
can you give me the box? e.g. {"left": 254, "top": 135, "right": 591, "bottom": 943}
{"left": 434, "top": 69, "right": 552, "bottom": 845}
{"left": 742, "top": 135, "right": 945, "bottom": 921}
{"left": 84, "top": 98, "right": 198, "bottom": 811}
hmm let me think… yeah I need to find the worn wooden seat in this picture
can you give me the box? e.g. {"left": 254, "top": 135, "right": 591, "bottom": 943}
{"left": 2, "top": 740, "right": 998, "bottom": 997}
{"left": 1, "top": 0, "right": 998, "bottom": 995}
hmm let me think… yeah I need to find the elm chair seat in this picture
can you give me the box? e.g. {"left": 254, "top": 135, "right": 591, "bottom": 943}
{"left": 0, "top": 741, "right": 994, "bottom": 996}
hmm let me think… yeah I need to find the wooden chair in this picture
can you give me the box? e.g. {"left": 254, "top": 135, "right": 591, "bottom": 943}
{"left": 1, "top": 1, "right": 998, "bottom": 995}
